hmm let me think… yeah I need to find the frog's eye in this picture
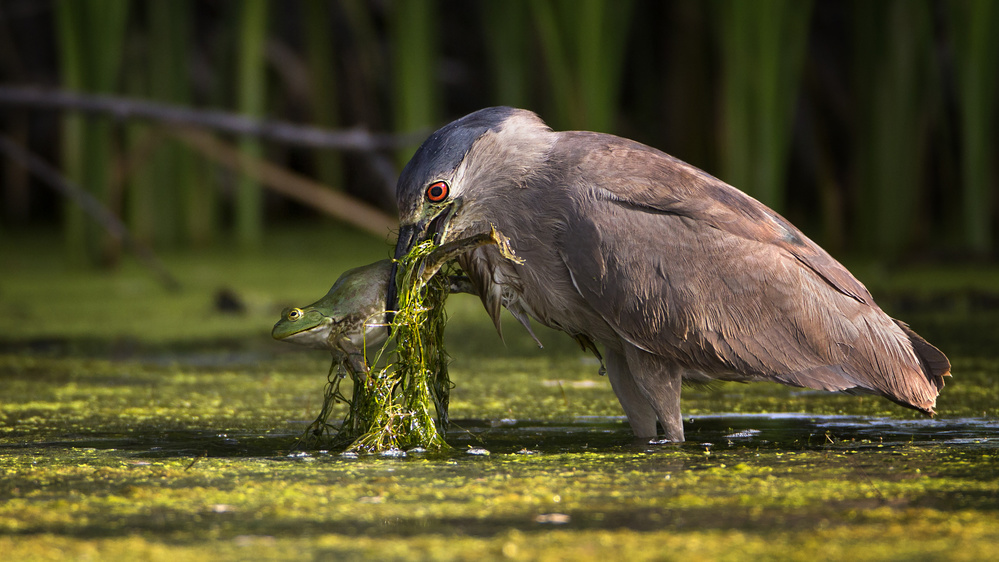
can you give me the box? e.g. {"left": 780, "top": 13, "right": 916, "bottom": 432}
{"left": 287, "top": 308, "right": 303, "bottom": 321}
{"left": 425, "top": 181, "right": 449, "bottom": 203}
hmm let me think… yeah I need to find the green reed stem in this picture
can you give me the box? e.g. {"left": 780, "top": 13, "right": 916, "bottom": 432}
{"left": 54, "top": 0, "right": 129, "bottom": 265}
{"left": 949, "top": 0, "right": 999, "bottom": 255}
{"left": 531, "top": 0, "right": 633, "bottom": 132}
{"left": 304, "top": 0, "right": 343, "bottom": 191}
{"left": 482, "top": 0, "right": 530, "bottom": 108}
{"left": 718, "top": 0, "right": 812, "bottom": 211}
{"left": 235, "top": 0, "right": 268, "bottom": 248}
{"left": 852, "top": 0, "right": 933, "bottom": 256}
{"left": 392, "top": 0, "right": 438, "bottom": 165}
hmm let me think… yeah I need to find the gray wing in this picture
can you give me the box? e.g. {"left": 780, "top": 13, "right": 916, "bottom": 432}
{"left": 557, "top": 136, "right": 948, "bottom": 411}
{"left": 570, "top": 135, "right": 873, "bottom": 303}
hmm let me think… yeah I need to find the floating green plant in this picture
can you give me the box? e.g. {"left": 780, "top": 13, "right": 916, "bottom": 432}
{"left": 346, "top": 239, "right": 452, "bottom": 453}
{"left": 280, "top": 227, "right": 521, "bottom": 453}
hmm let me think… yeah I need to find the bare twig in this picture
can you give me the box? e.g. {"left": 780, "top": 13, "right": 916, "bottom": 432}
{"left": 184, "top": 450, "right": 208, "bottom": 471}
{"left": 0, "top": 85, "right": 407, "bottom": 216}
{"left": 172, "top": 128, "right": 398, "bottom": 239}
{"left": 0, "top": 135, "right": 181, "bottom": 291}
{"left": 0, "top": 86, "right": 423, "bottom": 151}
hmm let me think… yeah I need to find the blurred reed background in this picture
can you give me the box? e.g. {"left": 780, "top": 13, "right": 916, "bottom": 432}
{"left": 0, "top": 0, "right": 996, "bottom": 266}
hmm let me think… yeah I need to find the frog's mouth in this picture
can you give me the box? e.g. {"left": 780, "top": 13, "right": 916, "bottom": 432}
{"left": 272, "top": 316, "right": 334, "bottom": 350}
{"left": 386, "top": 201, "right": 460, "bottom": 316}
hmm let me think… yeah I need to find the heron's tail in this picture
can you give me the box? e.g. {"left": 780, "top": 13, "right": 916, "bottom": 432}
{"left": 893, "top": 319, "right": 951, "bottom": 415}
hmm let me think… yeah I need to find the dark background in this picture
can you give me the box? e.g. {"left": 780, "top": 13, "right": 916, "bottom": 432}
{"left": 0, "top": 0, "right": 996, "bottom": 265}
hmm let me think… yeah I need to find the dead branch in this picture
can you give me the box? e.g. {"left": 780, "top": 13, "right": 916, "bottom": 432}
{"left": 172, "top": 128, "right": 398, "bottom": 239}
{"left": 0, "top": 135, "right": 181, "bottom": 291}
{"left": 0, "top": 86, "right": 422, "bottom": 151}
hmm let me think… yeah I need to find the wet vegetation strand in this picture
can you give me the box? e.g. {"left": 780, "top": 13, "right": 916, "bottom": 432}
{"left": 305, "top": 240, "right": 453, "bottom": 453}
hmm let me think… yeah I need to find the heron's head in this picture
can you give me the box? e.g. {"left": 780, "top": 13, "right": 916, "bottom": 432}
{"left": 388, "top": 107, "right": 553, "bottom": 311}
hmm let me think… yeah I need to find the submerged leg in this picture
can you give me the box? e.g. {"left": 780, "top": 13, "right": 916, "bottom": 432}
{"left": 604, "top": 348, "right": 658, "bottom": 438}
{"left": 622, "top": 344, "right": 685, "bottom": 442}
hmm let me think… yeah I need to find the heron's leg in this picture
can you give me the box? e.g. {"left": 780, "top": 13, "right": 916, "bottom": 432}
{"left": 604, "top": 348, "right": 658, "bottom": 438}
{"left": 622, "top": 345, "right": 685, "bottom": 442}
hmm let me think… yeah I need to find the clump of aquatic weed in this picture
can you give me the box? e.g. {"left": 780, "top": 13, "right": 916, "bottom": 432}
{"left": 302, "top": 239, "right": 452, "bottom": 454}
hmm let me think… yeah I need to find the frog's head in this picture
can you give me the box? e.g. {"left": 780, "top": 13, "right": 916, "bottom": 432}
{"left": 271, "top": 260, "right": 393, "bottom": 352}
{"left": 272, "top": 305, "right": 336, "bottom": 349}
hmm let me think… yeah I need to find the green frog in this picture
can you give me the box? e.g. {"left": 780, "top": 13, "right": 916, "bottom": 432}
{"left": 272, "top": 226, "right": 521, "bottom": 375}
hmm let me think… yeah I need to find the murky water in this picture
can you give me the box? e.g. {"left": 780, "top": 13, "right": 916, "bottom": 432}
{"left": 447, "top": 414, "right": 999, "bottom": 453}
{"left": 1, "top": 281, "right": 997, "bottom": 557}
{"left": 8, "top": 413, "right": 994, "bottom": 463}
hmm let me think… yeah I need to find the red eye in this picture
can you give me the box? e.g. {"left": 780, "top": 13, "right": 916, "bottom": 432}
{"left": 426, "top": 181, "right": 449, "bottom": 203}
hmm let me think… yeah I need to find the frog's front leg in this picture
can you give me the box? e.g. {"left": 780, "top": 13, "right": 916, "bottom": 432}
{"left": 335, "top": 337, "right": 370, "bottom": 378}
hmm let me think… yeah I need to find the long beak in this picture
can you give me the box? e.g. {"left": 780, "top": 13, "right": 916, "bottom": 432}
{"left": 387, "top": 222, "right": 424, "bottom": 317}
{"left": 387, "top": 201, "right": 460, "bottom": 319}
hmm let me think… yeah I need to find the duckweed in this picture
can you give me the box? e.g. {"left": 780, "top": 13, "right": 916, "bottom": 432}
{"left": 1, "top": 227, "right": 997, "bottom": 560}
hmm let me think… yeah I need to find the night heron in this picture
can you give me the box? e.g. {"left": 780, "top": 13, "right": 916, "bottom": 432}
{"left": 388, "top": 107, "right": 950, "bottom": 442}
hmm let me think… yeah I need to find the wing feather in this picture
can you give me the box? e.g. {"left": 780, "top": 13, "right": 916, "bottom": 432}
{"left": 555, "top": 134, "right": 946, "bottom": 411}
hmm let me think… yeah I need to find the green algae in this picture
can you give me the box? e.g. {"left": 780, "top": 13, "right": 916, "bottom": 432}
{"left": 1, "top": 422, "right": 997, "bottom": 561}
{"left": 313, "top": 238, "right": 453, "bottom": 453}
{"left": 2, "top": 227, "right": 999, "bottom": 560}
{"left": 296, "top": 227, "right": 523, "bottom": 453}
{"left": 2, "top": 348, "right": 997, "bottom": 561}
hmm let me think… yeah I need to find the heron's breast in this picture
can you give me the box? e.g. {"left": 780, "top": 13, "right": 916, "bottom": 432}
{"left": 510, "top": 247, "right": 621, "bottom": 347}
